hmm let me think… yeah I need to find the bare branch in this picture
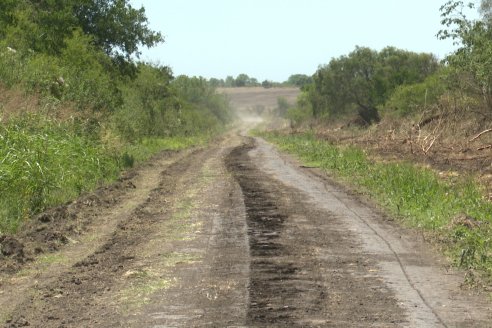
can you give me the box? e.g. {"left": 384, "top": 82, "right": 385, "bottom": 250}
{"left": 469, "top": 128, "right": 492, "bottom": 142}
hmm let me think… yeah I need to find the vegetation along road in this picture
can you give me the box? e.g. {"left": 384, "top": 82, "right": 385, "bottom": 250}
{"left": 0, "top": 88, "right": 490, "bottom": 327}
{"left": 1, "top": 0, "right": 492, "bottom": 326}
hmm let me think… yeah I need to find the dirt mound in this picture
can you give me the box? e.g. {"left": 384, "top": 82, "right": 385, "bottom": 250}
{"left": 0, "top": 236, "right": 25, "bottom": 259}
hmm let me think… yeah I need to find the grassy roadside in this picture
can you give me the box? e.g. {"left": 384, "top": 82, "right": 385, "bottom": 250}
{"left": 257, "top": 130, "right": 492, "bottom": 286}
{"left": 0, "top": 114, "right": 214, "bottom": 234}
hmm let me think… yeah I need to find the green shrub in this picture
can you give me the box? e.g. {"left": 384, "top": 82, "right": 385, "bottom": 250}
{"left": 286, "top": 91, "right": 313, "bottom": 126}
{"left": 60, "top": 30, "right": 122, "bottom": 112}
{"left": 385, "top": 72, "right": 447, "bottom": 116}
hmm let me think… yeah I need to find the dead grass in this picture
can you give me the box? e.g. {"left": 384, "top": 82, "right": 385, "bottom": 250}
{"left": 0, "top": 83, "right": 86, "bottom": 124}
{"left": 287, "top": 105, "right": 492, "bottom": 199}
{"left": 0, "top": 84, "right": 40, "bottom": 122}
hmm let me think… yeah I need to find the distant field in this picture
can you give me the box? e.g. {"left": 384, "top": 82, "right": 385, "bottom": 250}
{"left": 218, "top": 87, "right": 299, "bottom": 114}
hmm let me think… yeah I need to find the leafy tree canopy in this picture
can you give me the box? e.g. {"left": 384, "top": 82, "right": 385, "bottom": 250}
{"left": 438, "top": 0, "right": 492, "bottom": 107}
{"left": 310, "top": 46, "right": 439, "bottom": 123}
{"left": 75, "top": 0, "right": 163, "bottom": 60}
{"left": 0, "top": 0, "right": 162, "bottom": 69}
{"left": 287, "top": 74, "right": 313, "bottom": 89}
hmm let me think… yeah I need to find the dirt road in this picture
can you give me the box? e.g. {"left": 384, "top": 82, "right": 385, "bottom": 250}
{"left": 1, "top": 89, "right": 491, "bottom": 327}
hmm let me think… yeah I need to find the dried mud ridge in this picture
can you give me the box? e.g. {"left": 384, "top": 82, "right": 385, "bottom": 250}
{"left": 226, "top": 140, "right": 404, "bottom": 326}
{"left": 0, "top": 163, "right": 142, "bottom": 274}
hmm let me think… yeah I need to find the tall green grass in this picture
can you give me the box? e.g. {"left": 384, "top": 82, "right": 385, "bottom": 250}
{"left": 0, "top": 114, "right": 212, "bottom": 234}
{"left": 0, "top": 115, "right": 120, "bottom": 232}
{"left": 260, "top": 131, "right": 492, "bottom": 283}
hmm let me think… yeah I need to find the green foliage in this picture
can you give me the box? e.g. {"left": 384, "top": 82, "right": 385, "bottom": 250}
{"left": 260, "top": 131, "right": 492, "bottom": 281}
{"left": 286, "top": 74, "right": 313, "bottom": 89}
{"left": 60, "top": 30, "right": 122, "bottom": 111}
{"left": 286, "top": 90, "right": 313, "bottom": 126}
{"left": 439, "top": 1, "right": 492, "bottom": 109}
{"left": 0, "top": 0, "right": 231, "bottom": 235}
{"left": 0, "top": 0, "right": 162, "bottom": 76}
{"left": 0, "top": 42, "right": 28, "bottom": 87}
{"left": 235, "top": 74, "right": 249, "bottom": 87}
{"left": 0, "top": 115, "right": 120, "bottom": 233}
{"left": 114, "top": 63, "right": 177, "bottom": 139}
{"left": 219, "top": 74, "right": 261, "bottom": 87}
{"left": 385, "top": 71, "right": 447, "bottom": 116}
{"left": 74, "top": 0, "right": 163, "bottom": 60}
{"left": 261, "top": 80, "right": 273, "bottom": 88}
{"left": 172, "top": 75, "right": 232, "bottom": 126}
{"left": 311, "top": 46, "right": 439, "bottom": 123}
{"left": 0, "top": 33, "right": 122, "bottom": 112}
{"left": 113, "top": 71, "right": 232, "bottom": 141}
{"left": 2, "top": 0, "right": 75, "bottom": 55}
{"left": 0, "top": 113, "right": 213, "bottom": 234}
{"left": 276, "top": 97, "right": 290, "bottom": 117}
{"left": 0, "top": 0, "right": 16, "bottom": 32}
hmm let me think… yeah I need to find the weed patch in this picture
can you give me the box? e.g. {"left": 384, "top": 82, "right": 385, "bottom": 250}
{"left": 0, "top": 115, "right": 120, "bottom": 233}
{"left": 0, "top": 114, "right": 213, "bottom": 234}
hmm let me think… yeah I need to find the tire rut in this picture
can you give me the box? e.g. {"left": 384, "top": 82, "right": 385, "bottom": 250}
{"left": 226, "top": 139, "right": 405, "bottom": 327}
{"left": 227, "top": 142, "right": 303, "bottom": 325}
{"left": 5, "top": 148, "right": 209, "bottom": 328}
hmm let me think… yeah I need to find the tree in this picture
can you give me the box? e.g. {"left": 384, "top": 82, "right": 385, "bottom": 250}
{"left": 310, "top": 46, "right": 439, "bottom": 123}
{"left": 2, "top": 1, "right": 77, "bottom": 54}
{"left": 225, "top": 76, "right": 235, "bottom": 87}
{"left": 438, "top": 0, "right": 492, "bottom": 109}
{"left": 287, "top": 74, "right": 313, "bottom": 88}
{"left": 235, "top": 73, "right": 250, "bottom": 87}
{"left": 0, "top": 0, "right": 18, "bottom": 36}
{"left": 249, "top": 77, "right": 259, "bottom": 86}
{"left": 276, "top": 97, "right": 290, "bottom": 117}
{"left": 311, "top": 47, "right": 382, "bottom": 122}
{"left": 74, "top": 0, "right": 163, "bottom": 60}
{"left": 208, "top": 78, "right": 223, "bottom": 88}
{"left": 0, "top": 0, "right": 162, "bottom": 76}
{"left": 262, "top": 80, "right": 273, "bottom": 88}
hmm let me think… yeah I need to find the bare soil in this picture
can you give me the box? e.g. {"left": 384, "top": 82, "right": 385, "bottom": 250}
{"left": 0, "top": 88, "right": 491, "bottom": 327}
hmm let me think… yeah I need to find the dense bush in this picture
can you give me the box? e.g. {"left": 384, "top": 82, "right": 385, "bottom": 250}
{"left": 309, "top": 46, "right": 439, "bottom": 123}
{"left": 384, "top": 71, "right": 448, "bottom": 116}
{"left": 286, "top": 90, "right": 313, "bottom": 127}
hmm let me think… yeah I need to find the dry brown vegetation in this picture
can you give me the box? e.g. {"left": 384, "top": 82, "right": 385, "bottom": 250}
{"left": 292, "top": 106, "right": 492, "bottom": 199}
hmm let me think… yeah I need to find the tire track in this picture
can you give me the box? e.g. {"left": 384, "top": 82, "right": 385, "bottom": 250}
{"left": 5, "top": 148, "right": 211, "bottom": 327}
{"left": 226, "top": 140, "right": 405, "bottom": 327}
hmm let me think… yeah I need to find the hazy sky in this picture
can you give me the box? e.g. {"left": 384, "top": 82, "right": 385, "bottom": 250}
{"left": 129, "top": 1, "right": 476, "bottom": 82}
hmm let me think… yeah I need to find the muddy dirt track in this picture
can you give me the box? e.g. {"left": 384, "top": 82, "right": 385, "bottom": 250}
{"left": 0, "top": 88, "right": 491, "bottom": 327}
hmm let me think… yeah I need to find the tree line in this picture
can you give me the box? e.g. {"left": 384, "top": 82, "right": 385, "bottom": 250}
{"left": 287, "top": 0, "right": 492, "bottom": 127}
{"left": 0, "top": 0, "right": 232, "bottom": 141}
{"left": 208, "top": 73, "right": 312, "bottom": 89}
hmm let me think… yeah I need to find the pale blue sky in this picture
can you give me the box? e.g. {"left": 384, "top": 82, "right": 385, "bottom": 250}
{"left": 129, "top": 1, "right": 478, "bottom": 82}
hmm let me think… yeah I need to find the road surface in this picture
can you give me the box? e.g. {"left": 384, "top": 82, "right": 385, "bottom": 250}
{"left": 1, "top": 123, "right": 491, "bottom": 327}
